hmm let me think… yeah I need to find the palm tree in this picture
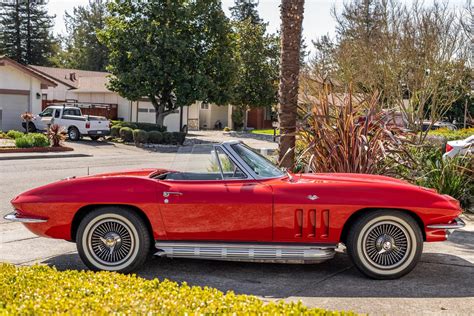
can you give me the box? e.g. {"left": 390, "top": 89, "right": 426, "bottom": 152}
{"left": 278, "top": 0, "right": 305, "bottom": 168}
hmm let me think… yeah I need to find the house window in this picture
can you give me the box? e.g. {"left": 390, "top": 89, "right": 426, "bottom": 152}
{"left": 138, "top": 108, "right": 148, "bottom": 113}
{"left": 201, "top": 102, "right": 209, "bottom": 110}
{"left": 42, "top": 94, "right": 48, "bottom": 100}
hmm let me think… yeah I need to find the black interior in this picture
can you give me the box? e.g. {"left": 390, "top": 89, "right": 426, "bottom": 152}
{"left": 153, "top": 172, "right": 246, "bottom": 181}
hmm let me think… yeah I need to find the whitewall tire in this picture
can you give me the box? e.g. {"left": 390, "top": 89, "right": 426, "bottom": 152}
{"left": 77, "top": 207, "right": 150, "bottom": 273}
{"left": 347, "top": 210, "right": 423, "bottom": 279}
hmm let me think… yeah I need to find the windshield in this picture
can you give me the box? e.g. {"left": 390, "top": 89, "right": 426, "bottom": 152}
{"left": 231, "top": 143, "right": 284, "bottom": 178}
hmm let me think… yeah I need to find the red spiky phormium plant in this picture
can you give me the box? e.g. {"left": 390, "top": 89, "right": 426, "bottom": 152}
{"left": 47, "top": 124, "right": 67, "bottom": 147}
{"left": 296, "top": 87, "right": 411, "bottom": 175}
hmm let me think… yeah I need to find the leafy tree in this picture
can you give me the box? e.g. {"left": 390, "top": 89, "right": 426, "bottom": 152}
{"left": 230, "top": 0, "right": 262, "bottom": 24}
{"left": 61, "top": 0, "right": 109, "bottom": 71}
{"left": 278, "top": 0, "right": 305, "bottom": 168}
{"left": 0, "top": 0, "right": 56, "bottom": 65}
{"left": 230, "top": 19, "right": 280, "bottom": 129}
{"left": 310, "top": 0, "right": 471, "bottom": 141}
{"left": 99, "top": 0, "right": 236, "bottom": 126}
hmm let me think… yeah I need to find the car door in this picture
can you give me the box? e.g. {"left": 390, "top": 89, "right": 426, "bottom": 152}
{"left": 156, "top": 147, "right": 273, "bottom": 241}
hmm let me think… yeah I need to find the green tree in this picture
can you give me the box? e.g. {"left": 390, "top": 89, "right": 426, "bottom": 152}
{"left": 99, "top": 0, "right": 236, "bottom": 126}
{"left": 231, "top": 19, "right": 280, "bottom": 129}
{"left": 62, "top": 0, "right": 109, "bottom": 71}
{"left": 230, "top": 0, "right": 262, "bottom": 24}
{"left": 0, "top": 0, "right": 56, "bottom": 65}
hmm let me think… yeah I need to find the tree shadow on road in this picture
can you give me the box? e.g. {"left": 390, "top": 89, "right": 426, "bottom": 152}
{"left": 43, "top": 251, "right": 474, "bottom": 299}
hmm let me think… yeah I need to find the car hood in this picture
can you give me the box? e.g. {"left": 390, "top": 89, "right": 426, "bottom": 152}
{"left": 300, "top": 172, "right": 410, "bottom": 185}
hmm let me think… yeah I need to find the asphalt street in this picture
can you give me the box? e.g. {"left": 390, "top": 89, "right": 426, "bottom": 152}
{"left": 1, "top": 139, "right": 473, "bottom": 315}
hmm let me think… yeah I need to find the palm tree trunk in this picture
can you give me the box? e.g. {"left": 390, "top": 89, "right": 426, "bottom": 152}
{"left": 278, "top": 0, "right": 305, "bottom": 168}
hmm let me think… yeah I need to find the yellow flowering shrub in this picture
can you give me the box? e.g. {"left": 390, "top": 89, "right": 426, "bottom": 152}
{"left": 428, "top": 128, "right": 474, "bottom": 141}
{"left": 0, "top": 264, "right": 353, "bottom": 315}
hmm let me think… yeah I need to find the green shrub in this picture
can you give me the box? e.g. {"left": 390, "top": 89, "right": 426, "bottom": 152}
{"left": 161, "top": 131, "right": 171, "bottom": 144}
{"left": 110, "top": 125, "right": 121, "bottom": 137}
{"left": 7, "top": 130, "right": 24, "bottom": 139}
{"left": 30, "top": 133, "right": 49, "bottom": 147}
{"left": 114, "top": 121, "right": 138, "bottom": 129}
{"left": 133, "top": 129, "right": 148, "bottom": 144}
{"left": 428, "top": 128, "right": 474, "bottom": 141}
{"left": 148, "top": 131, "right": 163, "bottom": 144}
{"left": 135, "top": 122, "right": 167, "bottom": 132}
{"left": 0, "top": 264, "right": 349, "bottom": 315}
{"left": 14, "top": 133, "right": 49, "bottom": 148}
{"left": 416, "top": 154, "right": 473, "bottom": 209}
{"left": 119, "top": 127, "right": 134, "bottom": 142}
{"left": 15, "top": 136, "right": 33, "bottom": 148}
{"left": 171, "top": 132, "right": 186, "bottom": 145}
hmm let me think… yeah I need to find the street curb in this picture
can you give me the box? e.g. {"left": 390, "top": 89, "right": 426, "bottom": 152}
{"left": 0, "top": 153, "right": 92, "bottom": 161}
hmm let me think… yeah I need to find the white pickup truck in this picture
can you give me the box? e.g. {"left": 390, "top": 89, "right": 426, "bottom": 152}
{"left": 24, "top": 105, "right": 111, "bottom": 141}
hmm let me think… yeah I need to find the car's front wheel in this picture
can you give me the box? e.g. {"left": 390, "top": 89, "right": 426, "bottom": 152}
{"left": 76, "top": 207, "right": 150, "bottom": 273}
{"left": 347, "top": 210, "right": 423, "bottom": 279}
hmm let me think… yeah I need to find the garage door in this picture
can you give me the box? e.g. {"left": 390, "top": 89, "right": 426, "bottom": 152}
{"left": 0, "top": 94, "right": 29, "bottom": 132}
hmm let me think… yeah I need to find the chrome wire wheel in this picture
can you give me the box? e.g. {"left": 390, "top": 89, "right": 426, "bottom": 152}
{"left": 349, "top": 212, "right": 422, "bottom": 279}
{"left": 362, "top": 221, "right": 410, "bottom": 269}
{"left": 89, "top": 219, "right": 135, "bottom": 265}
{"left": 80, "top": 212, "right": 142, "bottom": 271}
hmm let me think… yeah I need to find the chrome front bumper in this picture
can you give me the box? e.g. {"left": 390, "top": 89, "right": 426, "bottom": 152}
{"left": 427, "top": 217, "right": 466, "bottom": 230}
{"left": 3, "top": 212, "right": 47, "bottom": 223}
{"left": 427, "top": 217, "right": 466, "bottom": 237}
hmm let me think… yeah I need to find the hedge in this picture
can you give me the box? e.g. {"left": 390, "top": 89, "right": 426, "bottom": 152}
{"left": 119, "top": 127, "right": 134, "bottom": 142}
{"left": 6, "top": 130, "right": 24, "bottom": 140}
{"left": 14, "top": 133, "right": 49, "bottom": 148}
{"left": 111, "top": 121, "right": 166, "bottom": 132}
{"left": 148, "top": 131, "right": 163, "bottom": 144}
{"left": 133, "top": 129, "right": 148, "bottom": 144}
{"left": 428, "top": 128, "right": 474, "bottom": 141}
{"left": 0, "top": 264, "right": 351, "bottom": 315}
{"left": 110, "top": 125, "right": 121, "bottom": 137}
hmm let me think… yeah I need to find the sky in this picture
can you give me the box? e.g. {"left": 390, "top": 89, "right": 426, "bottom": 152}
{"left": 47, "top": 0, "right": 468, "bottom": 52}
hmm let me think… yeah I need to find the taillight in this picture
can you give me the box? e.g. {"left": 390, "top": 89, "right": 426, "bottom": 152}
{"left": 446, "top": 143, "right": 453, "bottom": 152}
{"left": 86, "top": 122, "right": 90, "bottom": 129}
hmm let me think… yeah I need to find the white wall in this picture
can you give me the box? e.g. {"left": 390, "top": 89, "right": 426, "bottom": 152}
{"left": 0, "top": 64, "right": 43, "bottom": 113}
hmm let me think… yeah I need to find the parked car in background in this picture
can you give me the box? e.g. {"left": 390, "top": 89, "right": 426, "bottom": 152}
{"left": 23, "top": 105, "right": 110, "bottom": 141}
{"left": 5, "top": 141, "right": 465, "bottom": 280}
{"left": 443, "top": 135, "right": 474, "bottom": 159}
{"left": 422, "top": 121, "right": 457, "bottom": 131}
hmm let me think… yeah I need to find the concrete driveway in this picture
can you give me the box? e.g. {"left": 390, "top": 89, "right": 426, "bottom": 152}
{"left": 1, "top": 138, "right": 473, "bottom": 315}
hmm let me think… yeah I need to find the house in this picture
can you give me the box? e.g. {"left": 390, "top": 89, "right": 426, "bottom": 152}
{"left": 1, "top": 58, "right": 261, "bottom": 132}
{"left": 29, "top": 65, "right": 236, "bottom": 132}
{"left": 0, "top": 56, "right": 56, "bottom": 131}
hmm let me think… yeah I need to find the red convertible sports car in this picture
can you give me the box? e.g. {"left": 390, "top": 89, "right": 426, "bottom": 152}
{"left": 5, "top": 141, "right": 465, "bottom": 279}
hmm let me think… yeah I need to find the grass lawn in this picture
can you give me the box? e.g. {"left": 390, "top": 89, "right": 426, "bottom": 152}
{"left": 250, "top": 129, "right": 280, "bottom": 135}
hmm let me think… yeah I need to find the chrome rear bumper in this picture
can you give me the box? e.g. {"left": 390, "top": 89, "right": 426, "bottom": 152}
{"left": 3, "top": 212, "right": 48, "bottom": 223}
{"left": 427, "top": 217, "right": 465, "bottom": 230}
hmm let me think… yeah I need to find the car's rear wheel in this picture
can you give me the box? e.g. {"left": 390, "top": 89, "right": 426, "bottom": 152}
{"left": 76, "top": 207, "right": 150, "bottom": 273}
{"left": 68, "top": 127, "right": 80, "bottom": 141}
{"left": 347, "top": 210, "right": 423, "bottom": 279}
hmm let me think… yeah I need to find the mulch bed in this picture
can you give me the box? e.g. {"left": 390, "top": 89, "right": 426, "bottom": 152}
{"left": 0, "top": 146, "right": 74, "bottom": 153}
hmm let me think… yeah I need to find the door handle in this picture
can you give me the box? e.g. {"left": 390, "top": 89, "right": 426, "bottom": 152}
{"left": 163, "top": 191, "right": 183, "bottom": 197}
